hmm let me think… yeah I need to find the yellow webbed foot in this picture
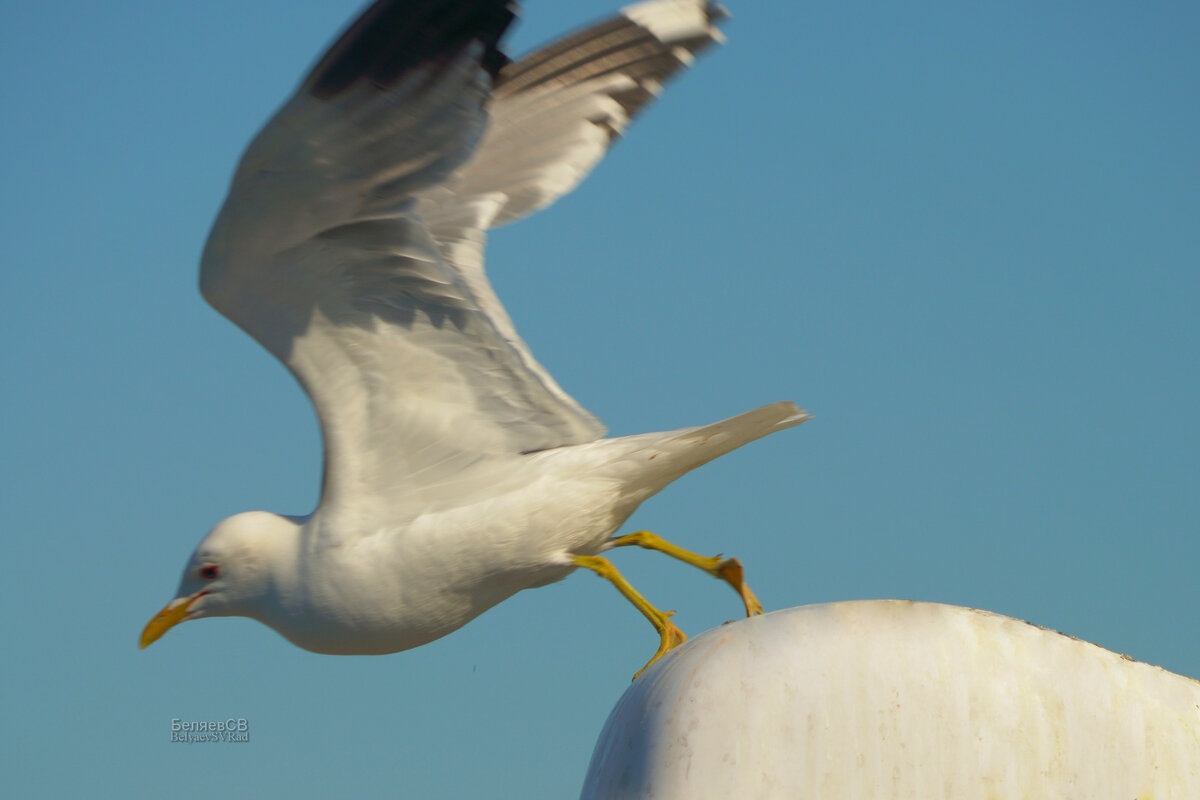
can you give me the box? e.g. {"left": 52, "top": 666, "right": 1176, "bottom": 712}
{"left": 715, "top": 557, "right": 764, "bottom": 617}
{"left": 633, "top": 612, "right": 688, "bottom": 680}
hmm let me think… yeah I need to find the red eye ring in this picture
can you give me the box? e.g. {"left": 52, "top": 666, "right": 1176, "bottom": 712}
{"left": 200, "top": 565, "right": 219, "bottom": 580}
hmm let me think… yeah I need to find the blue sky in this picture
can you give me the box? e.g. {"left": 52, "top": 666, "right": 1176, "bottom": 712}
{"left": 2, "top": 1, "right": 1197, "bottom": 796}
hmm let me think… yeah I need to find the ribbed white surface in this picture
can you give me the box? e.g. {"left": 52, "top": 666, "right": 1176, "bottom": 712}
{"left": 581, "top": 601, "right": 1200, "bottom": 799}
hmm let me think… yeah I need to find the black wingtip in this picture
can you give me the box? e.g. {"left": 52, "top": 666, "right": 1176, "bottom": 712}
{"left": 303, "top": 0, "right": 518, "bottom": 100}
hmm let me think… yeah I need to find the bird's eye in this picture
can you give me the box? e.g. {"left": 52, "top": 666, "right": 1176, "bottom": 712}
{"left": 200, "top": 565, "right": 219, "bottom": 580}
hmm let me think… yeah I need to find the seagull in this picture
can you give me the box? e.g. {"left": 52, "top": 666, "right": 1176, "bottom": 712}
{"left": 141, "top": 0, "right": 808, "bottom": 677}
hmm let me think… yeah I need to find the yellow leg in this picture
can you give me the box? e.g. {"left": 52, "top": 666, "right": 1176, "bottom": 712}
{"left": 608, "top": 530, "right": 765, "bottom": 617}
{"left": 573, "top": 554, "right": 687, "bottom": 680}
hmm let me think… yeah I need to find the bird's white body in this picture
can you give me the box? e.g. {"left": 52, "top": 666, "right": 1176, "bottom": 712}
{"left": 244, "top": 459, "right": 628, "bottom": 654}
{"left": 143, "top": 0, "right": 808, "bottom": 657}
{"left": 192, "top": 404, "right": 802, "bottom": 654}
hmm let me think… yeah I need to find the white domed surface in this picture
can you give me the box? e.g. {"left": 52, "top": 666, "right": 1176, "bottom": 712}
{"left": 581, "top": 601, "right": 1200, "bottom": 799}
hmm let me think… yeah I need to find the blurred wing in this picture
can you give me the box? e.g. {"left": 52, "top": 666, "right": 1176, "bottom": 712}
{"left": 198, "top": 0, "right": 727, "bottom": 523}
{"left": 416, "top": 0, "right": 729, "bottom": 363}
{"left": 199, "top": 0, "right": 608, "bottom": 520}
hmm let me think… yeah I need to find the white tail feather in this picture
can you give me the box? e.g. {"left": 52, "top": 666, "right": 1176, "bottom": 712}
{"left": 605, "top": 402, "right": 810, "bottom": 502}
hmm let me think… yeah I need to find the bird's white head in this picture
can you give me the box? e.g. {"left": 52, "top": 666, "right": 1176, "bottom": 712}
{"left": 140, "top": 511, "right": 299, "bottom": 649}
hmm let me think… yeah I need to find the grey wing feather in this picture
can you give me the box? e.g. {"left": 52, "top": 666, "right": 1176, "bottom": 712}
{"left": 200, "top": 0, "right": 606, "bottom": 520}
{"left": 197, "top": 0, "right": 726, "bottom": 522}
{"left": 415, "top": 0, "right": 728, "bottom": 423}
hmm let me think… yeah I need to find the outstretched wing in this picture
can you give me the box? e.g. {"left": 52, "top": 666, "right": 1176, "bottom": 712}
{"left": 416, "top": 1, "right": 729, "bottom": 372}
{"left": 198, "top": 0, "right": 725, "bottom": 520}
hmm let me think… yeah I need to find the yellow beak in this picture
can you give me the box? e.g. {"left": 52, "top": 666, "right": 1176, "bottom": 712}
{"left": 140, "top": 592, "right": 205, "bottom": 649}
